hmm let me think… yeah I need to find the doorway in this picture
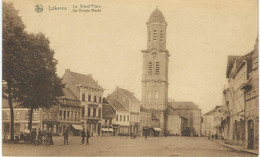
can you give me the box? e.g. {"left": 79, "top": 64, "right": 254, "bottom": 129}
{"left": 248, "top": 120, "right": 254, "bottom": 149}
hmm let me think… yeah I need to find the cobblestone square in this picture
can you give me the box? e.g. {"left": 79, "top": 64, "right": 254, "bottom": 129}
{"left": 2, "top": 136, "right": 257, "bottom": 156}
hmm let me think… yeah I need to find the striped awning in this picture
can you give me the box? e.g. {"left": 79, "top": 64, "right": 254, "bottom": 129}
{"left": 102, "top": 128, "right": 114, "bottom": 132}
{"left": 72, "top": 124, "right": 83, "bottom": 130}
{"left": 152, "top": 127, "right": 162, "bottom": 132}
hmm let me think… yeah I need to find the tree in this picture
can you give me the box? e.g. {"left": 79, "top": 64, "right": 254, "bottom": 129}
{"left": 17, "top": 33, "right": 64, "bottom": 131}
{"left": 3, "top": 2, "right": 64, "bottom": 140}
{"left": 2, "top": 2, "right": 26, "bottom": 141}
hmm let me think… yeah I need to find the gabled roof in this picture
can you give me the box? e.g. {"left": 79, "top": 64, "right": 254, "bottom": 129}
{"left": 232, "top": 51, "right": 253, "bottom": 79}
{"left": 226, "top": 55, "right": 241, "bottom": 78}
{"left": 62, "top": 88, "right": 78, "bottom": 100}
{"left": 118, "top": 88, "right": 140, "bottom": 103}
{"left": 204, "top": 106, "right": 222, "bottom": 116}
{"left": 62, "top": 69, "right": 103, "bottom": 99}
{"left": 226, "top": 51, "right": 253, "bottom": 79}
{"left": 68, "top": 71, "right": 103, "bottom": 90}
{"left": 168, "top": 101, "right": 199, "bottom": 110}
{"left": 102, "top": 98, "right": 116, "bottom": 118}
{"left": 107, "top": 97, "right": 128, "bottom": 112}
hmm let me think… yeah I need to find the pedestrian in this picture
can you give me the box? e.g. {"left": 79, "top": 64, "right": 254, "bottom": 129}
{"left": 86, "top": 130, "right": 91, "bottom": 144}
{"left": 38, "top": 129, "right": 43, "bottom": 145}
{"left": 48, "top": 128, "right": 54, "bottom": 145}
{"left": 81, "top": 129, "right": 86, "bottom": 145}
{"left": 145, "top": 131, "right": 148, "bottom": 139}
{"left": 63, "top": 128, "right": 69, "bottom": 145}
{"left": 31, "top": 128, "right": 36, "bottom": 144}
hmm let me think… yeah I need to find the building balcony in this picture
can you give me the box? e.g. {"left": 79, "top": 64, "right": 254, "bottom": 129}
{"left": 81, "top": 115, "right": 102, "bottom": 121}
{"left": 59, "top": 117, "right": 80, "bottom": 122}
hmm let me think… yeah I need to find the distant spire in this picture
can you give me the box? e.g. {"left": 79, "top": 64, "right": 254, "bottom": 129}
{"left": 156, "top": 4, "right": 158, "bottom": 9}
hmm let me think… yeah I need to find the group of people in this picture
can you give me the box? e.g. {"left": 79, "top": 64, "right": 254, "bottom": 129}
{"left": 17, "top": 128, "right": 54, "bottom": 145}
{"left": 16, "top": 128, "right": 91, "bottom": 146}
{"left": 81, "top": 129, "right": 91, "bottom": 145}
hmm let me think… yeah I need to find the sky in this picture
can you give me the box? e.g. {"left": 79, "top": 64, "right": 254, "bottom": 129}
{"left": 5, "top": 0, "right": 258, "bottom": 113}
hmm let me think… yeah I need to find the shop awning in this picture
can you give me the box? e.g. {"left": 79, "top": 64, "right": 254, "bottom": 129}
{"left": 102, "top": 128, "right": 114, "bottom": 132}
{"left": 102, "top": 128, "right": 108, "bottom": 131}
{"left": 108, "top": 128, "right": 114, "bottom": 132}
{"left": 152, "top": 127, "right": 162, "bottom": 132}
{"left": 72, "top": 124, "right": 83, "bottom": 130}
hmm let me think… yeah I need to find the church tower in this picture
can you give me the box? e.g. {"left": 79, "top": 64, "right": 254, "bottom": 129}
{"left": 141, "top": 8, "right": 170, "bottom": 131}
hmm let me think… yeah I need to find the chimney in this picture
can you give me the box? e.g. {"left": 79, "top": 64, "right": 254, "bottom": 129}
{"left": 132, "top": 92, "right": 134, "bottom": 96}
{"left": 116, "top": 86, "right": 119, "bottom": 89}
{"left": 65, "top": 69, "right": 70, "bottom": 73}
{"left": 89, "top": 73, "right": 92, "bottom": 77}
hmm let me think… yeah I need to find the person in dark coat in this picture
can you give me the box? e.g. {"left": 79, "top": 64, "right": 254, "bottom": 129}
{"left": 31, "top": 128, "right": 37, "bottom": 144}
{"left": 86, "top": 130, "right": 91, "bottom": 144}
{"left": 38, "top": 129, "right": 43, "bottom": 145}
{"left": 63, "top": 129, "right": 69, "bottom": 145}
{"left": 48, "top": 129, "right": 54, "bottom": 145}
{"left": 81, "top": 129, "right": 86, "bottom": 145}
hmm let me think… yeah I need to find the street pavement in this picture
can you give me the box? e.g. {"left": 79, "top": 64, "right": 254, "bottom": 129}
{"left": 2, "top": 136, "right": 258, "bottom": 156}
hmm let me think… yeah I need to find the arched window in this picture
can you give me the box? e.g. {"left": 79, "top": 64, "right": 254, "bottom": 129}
{"left": 153, "top": 30, "right": 157, "bottom": 41}
{"left": 160, "top": 30, "right": 163, "bottom": 41}
{"left": 156, "top": 62, "right": 160, "bottom": 75}
{"left": 148, "top": 62, "right": 152, "bottom": 75}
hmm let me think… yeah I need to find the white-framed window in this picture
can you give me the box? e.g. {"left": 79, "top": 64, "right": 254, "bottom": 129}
{"left": 15, "top": 112, "right": 20, "bottom": 120}
{"left": 33, "top": 113, "right": 37, "bottom": 120}
{"left": 5, "top": 111, "right": 9, "bottom": 120}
